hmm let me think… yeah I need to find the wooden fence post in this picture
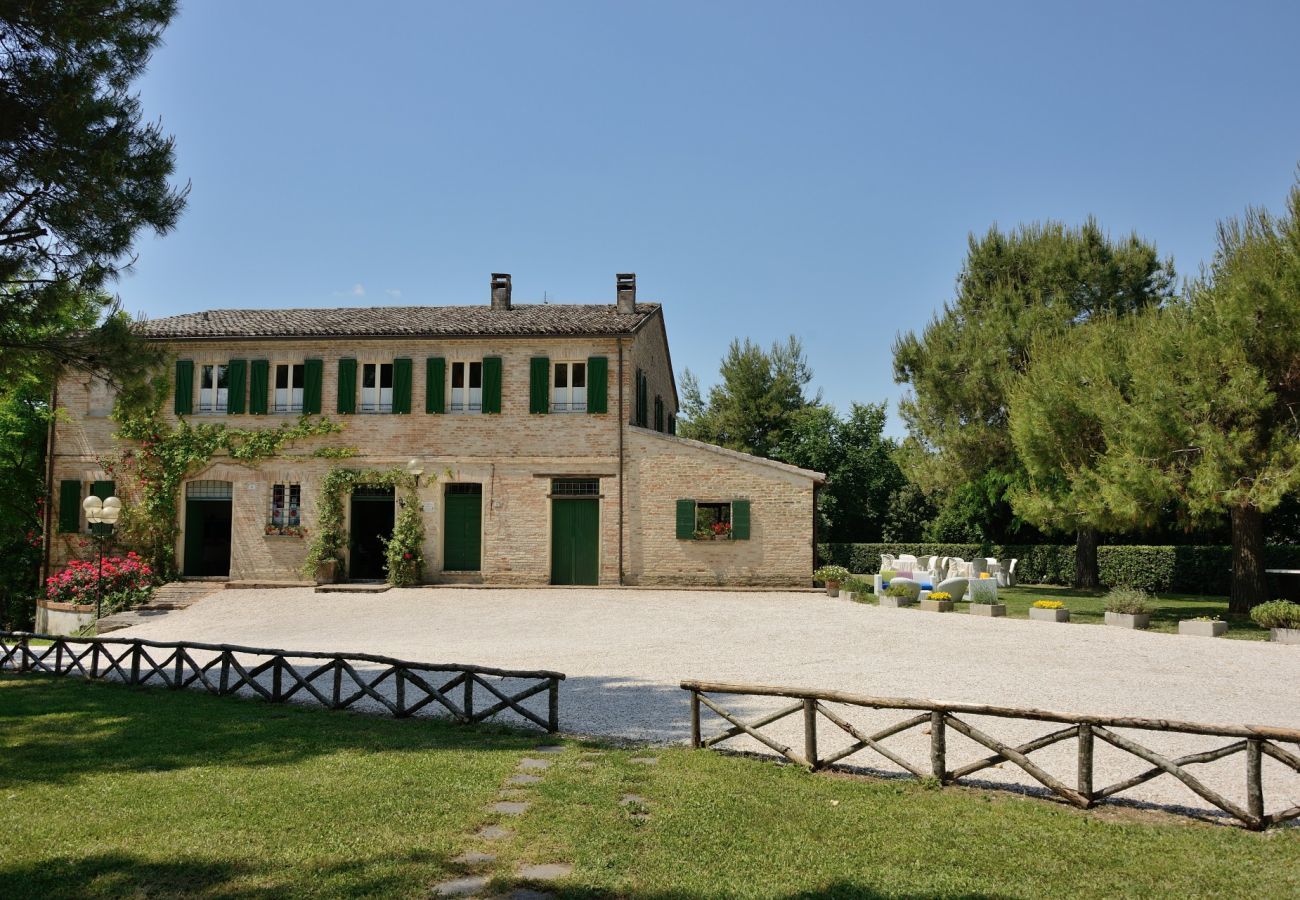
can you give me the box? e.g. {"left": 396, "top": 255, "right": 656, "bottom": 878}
{"left": 803, "top": 698, "right": 819, "bottom": 770}
{"left": 90, "top": 642, "right": 100, "bottom": 679}
{"left": 395, "top": 666, "right": 406, "bottom": 716}
{"left": 463, "top": 674, "right": 474, "bottom": 721}
{"left": 1077, "top": 723, "right": 1094, "bottom": 805}
{"left": 129, "top": 641, "right": 141, "bottom": 685}
{"left": 548, "top": 677, "right": 559, "bottom": 733}
{"left": 332, "top": 658, "right": 343, "bottom": 708}
{"left": 219, "top": 650, "right": 230, "bottom": 695}
{"left": 271, "top": 656, "right": 283, "bottom": 702}
{"left": 690, "top": 690, "right": 701, "bottom": 749}
{"left": 930, "top": 710, "right": 946, "bottom": 782}
{"left": 173, "top": 649, "right": 184, "bottom": 689}
{"left": 1246, "top": 738, "right": 1264, "bottom": 828}
{"left": 55, "top": 639, "right": 64, "bottom": 674}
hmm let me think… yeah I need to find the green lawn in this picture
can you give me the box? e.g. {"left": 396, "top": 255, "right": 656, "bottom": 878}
{"left": 3, "top": 678, "right": 1298, "bottom": 898}
{"left": 857, "top": 583, "right": 1270, "bottom": 639}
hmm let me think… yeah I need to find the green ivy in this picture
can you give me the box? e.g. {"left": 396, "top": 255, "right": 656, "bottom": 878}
{"left": 108, "top": 405, "right": 345, "bottom": 578}
{"left": 303, "top": 467, "right": 423, "bottom": 586}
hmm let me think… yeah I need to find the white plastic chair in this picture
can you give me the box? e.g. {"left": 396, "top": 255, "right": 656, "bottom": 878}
{"left": 998, "top": 558, "right": 1018, "bottom": 587}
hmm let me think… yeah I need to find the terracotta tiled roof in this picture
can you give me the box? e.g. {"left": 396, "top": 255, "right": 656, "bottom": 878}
{"left": 134, "top": 303, "right": 659, "bottom": 339}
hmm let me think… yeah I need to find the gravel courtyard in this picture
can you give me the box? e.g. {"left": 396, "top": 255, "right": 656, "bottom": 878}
{"left": 113, "top": 586, "right": 1300, "bottom": 820}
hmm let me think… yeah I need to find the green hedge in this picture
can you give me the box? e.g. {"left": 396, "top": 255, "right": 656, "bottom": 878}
{"left": 817, "top": 543, "right": 1300, "bottom": 596}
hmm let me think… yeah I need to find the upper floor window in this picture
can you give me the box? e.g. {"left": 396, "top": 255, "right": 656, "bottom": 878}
{"left": 274, "top": 363, "right": 305, "bottom": 413}
{"left": 450, "top": 360, "right": 482, "bottom": 413}
{"left": 553, "top": 361, "right": 587, "bottom": 412}
{"left": 360, "top": 362, "right": 393, "bottom": 413}
{"left": 199, "top": 364, "right": 228, "bottom": 413}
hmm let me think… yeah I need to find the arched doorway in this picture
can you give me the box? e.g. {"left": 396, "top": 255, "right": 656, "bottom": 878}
{"left": 183, "top": 480, "right": 233, "bottom": 577}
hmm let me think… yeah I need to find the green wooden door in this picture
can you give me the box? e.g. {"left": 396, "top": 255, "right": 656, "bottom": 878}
{"left": 551, "top": 499, "right": 599, "bottom": 585}
{"left": 443, "top": 486, "right": 482, "bottom": 571}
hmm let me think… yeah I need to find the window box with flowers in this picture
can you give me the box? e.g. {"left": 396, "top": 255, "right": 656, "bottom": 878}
{"left": 265, "top": 523, "right": 308, "bottom": 538}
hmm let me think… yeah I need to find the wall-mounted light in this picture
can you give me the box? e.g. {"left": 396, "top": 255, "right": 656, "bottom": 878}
{"left": 406, "top": 458, "right": 425, "bottom": 487}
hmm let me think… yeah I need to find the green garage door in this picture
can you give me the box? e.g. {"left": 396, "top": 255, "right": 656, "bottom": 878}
{"left": 444, "top": 484, "right": 482, "bottom": 571}
{"left": 551, "top": 495, "right": 599, "bottom": 585}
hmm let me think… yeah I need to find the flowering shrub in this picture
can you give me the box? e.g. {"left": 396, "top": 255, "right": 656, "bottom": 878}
{"left": 813, "top": 565, "right": 851, "bottom": 586}
{"left": 45, "top": 552, "right": 155, "bottom": 613}
{"left": 928, "top": 591, "right": 952, "bottom": 602}
{"left": 265, "top": 523, "right": 308, "bottom": 537}
{"left": 1032, "top": 599, "right": 1065, "bottom": 609}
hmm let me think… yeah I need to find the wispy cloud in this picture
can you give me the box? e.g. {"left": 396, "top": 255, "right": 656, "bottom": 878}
{"left": 385, "top": 288, "right": 402, "bottom": 299}
{"left": 351, "top": 283, "right": 366, "bottom": 297}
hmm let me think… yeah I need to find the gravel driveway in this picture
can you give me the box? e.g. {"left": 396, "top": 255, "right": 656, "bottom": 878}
{"left": 112, "top": 586, "right": 1300, "bottom": 821}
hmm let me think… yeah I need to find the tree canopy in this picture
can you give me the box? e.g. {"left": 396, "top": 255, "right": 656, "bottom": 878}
{"left": 1, "top": 0, "right": 185, "bottom": 389}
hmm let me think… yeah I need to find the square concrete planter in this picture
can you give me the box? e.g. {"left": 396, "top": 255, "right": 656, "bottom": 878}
{"left": 1179, "top": 619, "right": 1227, "bottom": 637}
{"left": 879, "top": 596, "right": 917, "bottom": 609}
{"left": 970, "top": 603, "right": 1006, "bottom": 617}
{"left": 919, "top": 599, "right": 954, "bottom": 613}
{"left": 1271, "top": 628, "right": 1300, "bottom": 645}
{"left": 1105, "top": 611, "right": 1150, "bottom": 630}
{"left": 1029, "top": 607, "right": 1070, "bottom": 623}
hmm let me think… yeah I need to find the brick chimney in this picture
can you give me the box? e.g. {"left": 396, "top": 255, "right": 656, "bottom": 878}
{"left": 490, "top": 273, "right": 511, "bottom": 310}
{"left": 616, "top": 273, "right": 636, "bottom": 314}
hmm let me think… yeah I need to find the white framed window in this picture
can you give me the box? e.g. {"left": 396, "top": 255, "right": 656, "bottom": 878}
{"left": 273, "top": 363, "right": 305, "bottom": 413}
{"left": 198, "top": 364, "right": 228, "bottom": 413}
{"left": 360, "top": 362, "right": 393, "bottom": 413}
{"left": 552, "top": 361, "right": 587, "bottom": 412}
{"left": 450, "top": 360, "right": 483, "bottom": 413}
{"left": 270, "top": 483, "right": 301, "bottom": 527}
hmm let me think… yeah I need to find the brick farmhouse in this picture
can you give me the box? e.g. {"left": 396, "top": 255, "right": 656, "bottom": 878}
{"left": 48, "top": 275, "right": 823, "bottom": 587}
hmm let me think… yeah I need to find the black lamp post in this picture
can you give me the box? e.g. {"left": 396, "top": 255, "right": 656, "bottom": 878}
{"left": 82, "top": 494, "right": 121, "bottom": 620}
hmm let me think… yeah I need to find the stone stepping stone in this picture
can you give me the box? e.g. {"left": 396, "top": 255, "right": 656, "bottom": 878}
{"left": 432, "top": 874, "right": 490, "bottom": 897}
{"left": 518, "top": 758, "right": 551, "bottom": 771}
{"left": 499, "top": 890, "right": 554, "bottom": 900}
{"left": 629, "top": 756, "right": 659, "bottom": 766}
{"left": 619, "top": 794, "right": 649, "bottom": 806}
{"left": 476, "top": 824, "right": 512, "bottom": 840}
{"left": 533, "top": 745, "right": 566, "bottom": 754}
{"left": 507, "top": 773, "right": 543, "bottom": 785}
{"left": 489, "top": 800, "right": 530, "bottom": 816}
{"left": 516, "top": 863, "right": 573, "bottom": 881}
{"left": 451, "top": 850, "right": 497, "bottom": 866}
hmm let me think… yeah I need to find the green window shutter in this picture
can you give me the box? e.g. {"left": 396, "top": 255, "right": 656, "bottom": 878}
{"left": 303, "top": 359, "right": 324, "bottom": 414}
{"left": 92, "top": 480, "right": 115, "bottom": 500}
{"left": 248, "top": 360, "right": 269, "bottom": 415}
{"left": 482, "top": 356, "right": 502, "bottom": 414}
{"left": 587, "top": 356, "right": 608, "bottom": 414}
{"left": 635, "top": 370, "right": 649, "bottom": 427}
{"left": 668, "top": 414, "right": 676, "bottom": 435}
{"left": 529, "top": 357, "right": 550, "bottom": 414}
{"left": 426, "top": 357, "right": 446, "bottom": 414}
{"left": 226, "top": 360, "right": 247, "bottom": 414}
{"left": 731, "top": 500, "right": 751, "bottom": 540}
{"left": 654, "top": 396, "right": 664, "bottom": 432}
{"left": 392, "top": 358, "right": 412, "bottom": 414}
{"left": 174, "top": 360, "right": 194, "bottom": 415}
{"left": 337, "top": 358, "right": 357, "bottom": 414}
{"left": 58, "top": 480, "right": 82, "bottom": 533}
{"left": 676, "top": 499, "right": 697, "bottom": 540}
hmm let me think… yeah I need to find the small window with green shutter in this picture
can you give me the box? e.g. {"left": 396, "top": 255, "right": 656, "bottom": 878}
{"left": 337, "top": 358, "right": 357, "bottom": 414}
{"left": 426, "top": 357, "right": 446, "bottom": 413}
{"left": 226, "top": 360, "right": 247, "bottom": 414}
{"left": 174, "top": 360, "right": 194, "bottom": 415}
{"left": 249, "top": 359, "right": 270, "bottom": 414}
{"left": 678, "top": 499, "right": 749, "bottom": 541}
{"left": 587, "top": 356, "right": 608, "bottom": 414}
{"left": 654, "top": 395, "right": 664, "bottom": 432}
{"left": 303, "top": 358, "right": 324, "bottom": 414}
{"left": 675, "top": 499, "right": 696, "bottom": 540}
{"left": 529, "top": 357, "right": 550, "bottom": 414}
{"left": 482, "top": 357, "right": 502, "bottom": 414}
{"left": 634, "top": 369, "right": 649, "bottom": 427}
{"left": 58, "top": 479, "right": 82, "bottom": 533}
{"left": 391, "top": 358, "right": 412, "bottom": 414}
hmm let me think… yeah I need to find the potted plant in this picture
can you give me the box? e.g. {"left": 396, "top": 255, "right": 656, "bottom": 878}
{"left": 813, "top": 565, "right": 852, "bottom": 598}
{"left": 1103, "top": 587, "right": 1153, "bottom": 629}
{"left": 315, "top": 557, "right": 340, "bottom": 585}
{"left": 967, "top": 578, "right": 1005, "bottom": 617}
{"left": 879, "top": 581, "right": 920, "bottom": 608}
{"left": 919, "top": 590, "right": 953, "bottom": 613}
{"left": 1029, "top": 599, "right": 1069, "bottom": 623}
{"left": 709, "top": 521, "right": 732, "bottom": 541}
{"left": 1178, "top": 615, "right": 1227, "bottom": 637}
{"left": 1249, "top": 600, "right": 1300, "bottom": 644}
{"left": 843, "top": 575, "right": 872, "bottom": 603}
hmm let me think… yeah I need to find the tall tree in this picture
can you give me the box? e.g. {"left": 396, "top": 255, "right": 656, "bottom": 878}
{"left": 1097, "top": 181, "right": 1300, "bottom": 611}
{"left": 1, "top": 0, "right": 186, "bottom": 387}
{"left": 0, "top": 380, "right": 48, "bottom": 628}
{"left": 893, "top": 219, "right": 1175, "bottom": 586}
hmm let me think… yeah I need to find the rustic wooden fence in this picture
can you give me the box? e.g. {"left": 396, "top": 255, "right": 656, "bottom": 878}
{"left": 1, "top": 632, "right": 564, "bottom": 732}
{"left": 682, "top": 680, "right": 1300, "bottom": 830}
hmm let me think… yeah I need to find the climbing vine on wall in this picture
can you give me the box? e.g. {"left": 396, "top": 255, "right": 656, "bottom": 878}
{"left": 303, "top": 467, "right": 423, "bottom": 586}
{"left": 109, "top": 404, "right": 345, "bottom": 578}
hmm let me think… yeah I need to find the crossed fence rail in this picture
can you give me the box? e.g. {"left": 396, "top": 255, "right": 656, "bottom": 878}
{"left": 1, "top": 632, "right": 564, "bottom": 732}
{"left": 682, "top": 680, "right": 1300, "bottom": 830}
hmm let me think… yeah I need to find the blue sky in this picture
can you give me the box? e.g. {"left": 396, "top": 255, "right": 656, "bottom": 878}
{"left": 126, "top": 1, "right": 1300, "bottom": 434}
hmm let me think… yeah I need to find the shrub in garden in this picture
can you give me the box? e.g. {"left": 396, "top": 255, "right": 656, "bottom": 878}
{"left": 883, "top": 582, "right": 918, "bottom": 599}
{"left": 1103, "top": 587, "right": 1154, "bottom": 615}
{"left": 45, "top": 552, "right": 154, "bottom": 614}
{"left": 1249, "top": 600, "right": 1300, "bottom": 630}
{"left": 843, "top": 575, "right": 873, "bottom": 596}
